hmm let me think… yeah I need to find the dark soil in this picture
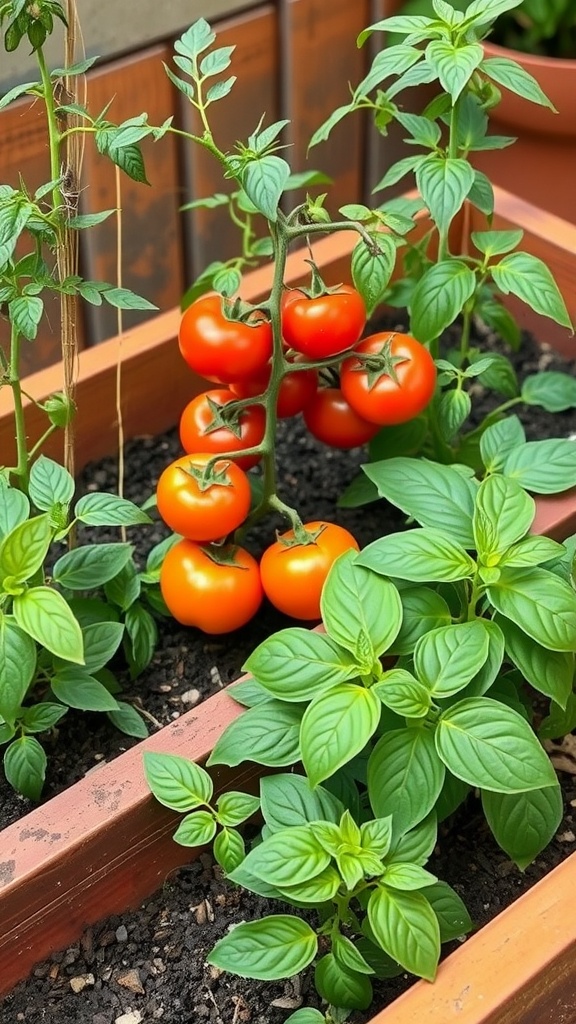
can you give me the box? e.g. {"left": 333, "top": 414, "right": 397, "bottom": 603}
{"left": 3, "top": 326, "right": 576, "bottom": 1023}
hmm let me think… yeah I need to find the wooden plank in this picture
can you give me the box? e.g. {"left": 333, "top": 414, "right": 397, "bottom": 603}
{"left": 181, "top": 5, "right": 280, "bottom": 280}
{"left": 80, "top": 45, "right": 184, "bottom": 342}
{"left": 0, "top": 96, "right": 86, "bottom": 374}
{"left": 281, "top": 0, "right": 371, "bottom": 219}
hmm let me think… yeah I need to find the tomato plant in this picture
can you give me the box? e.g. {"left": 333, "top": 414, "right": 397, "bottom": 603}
{"left": 156, "top": 452, "right": 251, "bottom": 541}
{"left": 281, "top": 286, "right": 366, "bottom": 359}
{"left": 179, "top": 389, "right": 266, "bottom": 470}
{"left": 260, "top": 521, "right": 359, "bottom": 620}
{"left": 340, "top": 332, "right": 437, "bottom": 426}
{"left": 179, "top": 293, "right": 273, "bottom": 383}
{"left": 303, "top": 386, "right": 380, "bottom": 448}
{"left": 160, "top": 540, "right": 263, "bottom": 632}
{"left": 230, "top": 355, "right": 318, "bottom": 418}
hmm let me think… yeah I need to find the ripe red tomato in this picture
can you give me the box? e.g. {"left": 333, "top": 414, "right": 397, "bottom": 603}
{"left": 156, "top": 452, "right": 251, "bottom": 541}
{"left": 340, "top": 332, "right": 436, "bottom": 425}
{"left": 230, "top": 355, "right": 318, "bottom": 419}
{"left": 260, "top": 521, "right": 360, "bottom": 620}
{"left": 281, "top": 286, "right": 366, "bottom": 359}
{"left": 160, "top": 540, "right": 263, "bottom": 633}
{"left": 303, "top": 387, "right": 379, "bottom": 449}
{"left": 179, "top": 293, "right": 273, "bottom": 384}
{"left": 179, "top": 389, "right": 266, "bottom": 470}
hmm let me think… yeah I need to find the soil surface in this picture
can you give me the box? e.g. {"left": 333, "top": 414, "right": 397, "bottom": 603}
{"left": 3, "top": 326, "right": 576, "bottom": 1023}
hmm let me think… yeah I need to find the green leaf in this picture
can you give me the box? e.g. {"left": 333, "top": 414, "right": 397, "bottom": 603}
{"left": 463, "top": 618, "right": 506, "bottom": 697}
{"left": 104, "top": 559, "right": 141, "bottom": 611}
{"left": 315, "top": 953, "right": 373, "bottom": 1011}
{"left": 473, "top": 474, "right": 534, "bottom": 560}
{"left": 260, "top": 773, "right": 343, "bottom": 832}
{"left": 333, "top": 933, "right": 375, "bottom": 976}
{"left": 0, "top": 80, "right": 41, "bottom": 110}
{"left": 13, "top": 587, "right": 84, "bottom": 663}
{"left": 28, "top": 456, "right": 75, "bottom": 510}
{"left": 124, "top": 602, "right": 157, "bottom": 677}
{"left": 488, "top": 567, "right": 576, "bottom": 651}
{"left": 68, "top": 210, "right": 115, "bottom": 229}
{"left": 501, "top": 439, "right": 576, "bottom": 494}
{"left": 322, "top": 551, "right": 402, "bottom": 661}
{"left": 363, "top": 457, "right": 476, "bottom": 548}
{"left": 0, "top": 513, "right": 52, "bottom": 583}
{"left": 216, "top": 791, "right": 260, "bottom": 826}
{"left": 75, "top": 492, "right": 151, "bottom": 526}
{"left": 143, "top": 751, "right": 213, "bottom": 810}
{"left": 521, "top": 372, "right": 576, "bottom": 413}
{"left": 368, "top": 728, "right": 445, "bottom": 837}
{"left": 391, "top": 586, "right": 451, "bottom": 657}
{"left": 471, "top": 229, "right": 523, "bottom": 258}
{"left": 243, "top": 824, "right": 330, "bottom": 887}
{"left": 351, "top": 234, "right": 395, "bottom": 316}
{"left": 374, "top": 669, "right": 432, "bottom": 718}
{"left": 107, "top": 702, "right": 148, "bottom": 739}
{"left": 387, "top": 813, "right": 438, "bottom": 867}
{"left": 539, "top": 693, "right": 576, "bottom": 742}
{"left": 499, "top": 535, "right": 565, "bottom": 570}
{"left": 4, "top": 735, "right": 46, "bottom": 800}
{"left": 480, "top": 416, "right": 525, "bottom": 473}
{"left": 227, "top": 677, "right": 271, "bottom": 707}
{"left": 51, "top": 668, "right": 120, "bottom": 711}
{"left": 284, "top": 1010, "right": 325, "bottom": 1024}
{"left": 497, "top": 615, "right": 574, "bottom": 709}
{"left": 415, "top": 621, "right": 490, "bottom": 698}
{"left": 421, "top": 881, "right": 473, "bottom": 942}
{"left": 0, "top": 487, "right": 29, "bottom": 538}
{"left": 492, "top": 252, "right": 571, "bottom": 329}
{"left": 410, "top": 259, "right": 476, "bottom": 343}
{"left": 176, "top": 18, "right": 215, "bottom": 59}
{"left": 482, "top": 55, "right": 556, "bottom": 110}
{"left": 436, "top": 388, "right": 471, "bottom": 442}
{"left": 308, "top": 102, "right": 355, "bottom": 149}
{"left": 207, "top": 701, "right": 303, "bottom": 768}
{"left": 426, "top": 39, "right": 483, "bottom": 102}
{"left": 0, "top": 617, "right": 36, "bottom": 725}
{"left": 9, "top": 295, "right": 43, "bottom": 340}
{"left": 244, "top": 628, "right": 358, "bottom": 702}
{"left": 481, "top": 785, "right": 563, "bottom": 870}
{"left": 173, "top": 810, "right": 217, "bottom": 847}
{"left": 207, "top": 915, "right": 317, "bottom": 981}
{"left": 300, "top": 684, "right": 381, "bottom": 788}
{"left": 77, "top": 620, "right": 124, "bottom": 673}
{"left": 358, "top": 528, "right": 476, "bottom": 583}
{"left": 368, "top": 886, "right": 440, "bottom": 981}
{"left": 200, "top": 44, "right": 234, "bottom": 77}
{"left": 436, "top": 697, "right": 557, "bottom": 792}
{"left": 21, "top": 702, "right": 68, "bottom": 733}
{"left": 52, "top": 543, "right": 134, "bottom": 589}
{"left": 382, "top": 862, "right": 437, "bottom": 891}
{"left": 241, "top": 156, "right": 290, "bottom": 223}
{"left": 213, "top": 827, "right": 245, "bottom": 873}
{"left": 416, "top": 157, "right": 475, "bottom": 237}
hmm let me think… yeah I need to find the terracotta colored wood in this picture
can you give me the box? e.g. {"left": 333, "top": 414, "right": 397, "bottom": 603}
{"left": 0, "top": 687, "right": 251, "bottom": 997}
{"left": 0, "top": 96, "right": 87, "bottom": 374}
{"left": 81, "top": 45, "right": 185, "bottom": 343}
{"left": 281, "top": 0, "right": 371, "bottom": 218}
{"left": 181, "top": 5, "right": 280, "bottom": 277}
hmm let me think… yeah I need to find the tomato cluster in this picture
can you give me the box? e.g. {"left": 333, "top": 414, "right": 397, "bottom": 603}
{"left": 156, "top": 288, "right": 436, "bottom": 634}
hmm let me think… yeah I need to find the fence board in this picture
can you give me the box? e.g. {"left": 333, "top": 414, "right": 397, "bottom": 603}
{"left": 80, "top": 45, "right": 184, "bottom": 342}
{"left": 181, "top": 5, "right": 280, "bottom": 285}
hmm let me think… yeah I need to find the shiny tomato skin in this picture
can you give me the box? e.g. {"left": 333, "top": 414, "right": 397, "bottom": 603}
{"left": 281, "top": 287, "right": 366, "bottom": 359}
{"left": 260, "top": 521, "right": 360, "bottom": 620}
{"left": 178, "top": 293, "right": 273, "bottom": 383}
{"left": 179, "top": 389, "right": 265, "bottom": 470}
{"left": 230, "top": 355, "right": 318, "bottom": 419}
{"left": 160, "top": 540, "right": 263, "bottom": 633}
{"left": 303, "top": 387, "right": 380, "bottom": 449}
{"left": 156, "top": 452, "right": 251, "bottom": 541}
{"left": 340, "top": 332, "right": 436, "bottom": 426}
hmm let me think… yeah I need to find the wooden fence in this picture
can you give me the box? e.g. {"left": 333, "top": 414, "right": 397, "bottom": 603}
{"left": 1, "top": 0, "right": 397, "bottom": 375}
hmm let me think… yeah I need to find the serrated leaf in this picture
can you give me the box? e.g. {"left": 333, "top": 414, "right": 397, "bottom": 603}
{"left": 241, "top": 156, "right": 290, "bottom": 222}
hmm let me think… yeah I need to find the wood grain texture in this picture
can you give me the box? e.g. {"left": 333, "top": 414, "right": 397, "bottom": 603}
{"left": 281, "top": 0, "right": 371, "bottom": 218}
{"left": 81, "top": 45, "right": 184, "bottom": 342}
{"left": 180, "top": 5, "right": 280, "bottom": 279}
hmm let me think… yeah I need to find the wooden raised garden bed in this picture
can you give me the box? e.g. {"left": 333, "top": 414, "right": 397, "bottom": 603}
{"left": 1, "top": 186, "right": 576, "bottom": 1022}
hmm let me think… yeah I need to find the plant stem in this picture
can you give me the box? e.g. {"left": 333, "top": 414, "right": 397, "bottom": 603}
{"left": 9, "top": 323, "right": 29, "bottom": 491}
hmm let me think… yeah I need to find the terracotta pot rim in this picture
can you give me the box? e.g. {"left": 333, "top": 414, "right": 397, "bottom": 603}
{"left": 483, "top": 36, "right": 576, "bottom": 70}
